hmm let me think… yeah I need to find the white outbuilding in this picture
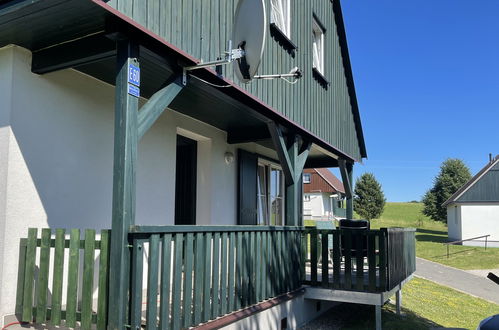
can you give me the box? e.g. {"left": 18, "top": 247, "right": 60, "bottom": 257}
{"left": 443, "top": 155, "right": 499, "bottom": 247}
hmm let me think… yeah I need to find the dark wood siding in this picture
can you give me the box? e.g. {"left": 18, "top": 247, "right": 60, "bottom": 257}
{"left": 457, "top": 164, "right": 499, "bottom": 202}
{"left": 105, "top": 0, "right": 362, "bottom": 160}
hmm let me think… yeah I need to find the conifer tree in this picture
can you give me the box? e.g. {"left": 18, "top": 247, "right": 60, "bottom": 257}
{"left": 353, "top": 173, "right": 386, "bottom": 220}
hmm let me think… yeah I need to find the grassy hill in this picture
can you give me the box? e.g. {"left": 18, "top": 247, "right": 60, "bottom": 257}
{"left": 372, "top": 202, "right": 499, "bottom": 270}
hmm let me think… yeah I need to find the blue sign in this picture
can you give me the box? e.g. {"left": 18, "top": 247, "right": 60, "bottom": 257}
{"left": 128, "top": 84, "right": 140, "bottom": 97}
{"left": 128, "top": 63, "right": 140, "bottom": 87}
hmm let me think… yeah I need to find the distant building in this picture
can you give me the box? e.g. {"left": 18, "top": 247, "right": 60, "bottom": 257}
{"left": 443, "top": 155, "right": 499, "bottom": 247}
{"left": 303, "top": 168, "right": 346, "bottom": 220}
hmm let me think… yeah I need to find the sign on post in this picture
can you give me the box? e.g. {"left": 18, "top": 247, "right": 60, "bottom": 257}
{"left": 127, "top": 62, "right": 140, "bottom": 97}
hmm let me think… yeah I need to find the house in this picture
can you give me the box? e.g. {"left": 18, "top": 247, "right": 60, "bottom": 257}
{"left": 303, "top": 168, "right": 346, "bottom": 220}
{"left": 0, "top": 0, "right": 415, "bottom": 329}
{"left": 443, "top": 155, "right": 499, "bottom": 247}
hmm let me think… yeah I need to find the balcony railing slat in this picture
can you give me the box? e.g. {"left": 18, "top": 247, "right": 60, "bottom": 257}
{"left": 220, "top": 232, "right": 228, "bottom": 316}
{"left": 321, "top": 231, "right": 328, "bottom": 288}
{"left": 355, "top": 232, "right": 364, "bottom": 291}
{"left": 332, "top": 231, "right": 340, "bottom": 289}
{"left": 22, "top": 228, "right": 37, "bottom": 322}
{"left": 211, "top": 232, "right": 220, "bottom": 320}
{"left": 202, "top": 233, "right": 212, "bottom": 322}
{"left": 193, "top": 232, "right": 204, "bottom": 326}
{"left": 379, "top": 230, "right": 387, "bottom": 292}
{"left": 367, "top": 233, "right": 377, "bottom": 292}
{"left": 146, "top": 234, "right": 160, "bottom": 330}
{"left": 255, "top": 231, "right": 262, "bottom": 303}
{"left": 344, "top": 231, "right": 352, "bottom": 290}
{"left": 65, "top": 229, "right": 80, "bottom": 328}
{"left": 227, "top": 232, "right": 235, "bottom": 312}
{"left": 182, "top": 233, "right": 194, "bottom": 328}
{"left": 159, "top": 233, "right": 172, "bottom": 330}
{"left": 310, "top": 230, "right": 318, "bottom": 286}
{"left": 15, "top": 238, "right": 27, "bottom": 318}
{"left": 235, "top": 232, "right": 242, "bottom": 310}
{"left": 130, "top": 238, "right": 144, "bottom": 330}
{"left": 171, "top": 233, "right": 183, "bottom": 329}
{"left": 81, "top": 229, "right": 96, "bottom": 329}
{"left": 36, "top": 228, "right": 51, "bottom": 323}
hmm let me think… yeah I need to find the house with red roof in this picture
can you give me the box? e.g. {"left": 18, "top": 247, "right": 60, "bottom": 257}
{"left": 303, "top": 168, "right": 346, "bottom": 220}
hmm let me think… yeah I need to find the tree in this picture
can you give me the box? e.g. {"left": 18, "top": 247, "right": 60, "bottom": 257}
{"left": 353, "top": 173, "right": 386, "bottom": 220}
{"left": 422, "top": 158, "right": 472, "bottom": 222}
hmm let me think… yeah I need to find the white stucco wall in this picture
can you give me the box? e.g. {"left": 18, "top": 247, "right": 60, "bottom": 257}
{"left": 460, "top": 204, "right": 499, "bottom": 247}
{"left": 303, "top": 193, "right": 334, "bottom": 218}
{"left": 0, "top": 45, "right": 277, "bottom": 324}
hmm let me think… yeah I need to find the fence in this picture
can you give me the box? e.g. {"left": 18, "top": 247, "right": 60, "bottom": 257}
{"left": 127, "top": 225, "right": 303, "bottom": 330}
{"left": 304, "top": 227, "right": 416, "bottom": 293}
{"left": 16, "top": 228, "right": 110, "bottom": 329}
{"left": 443, "top": 235, "right": 491, "bottom": 258}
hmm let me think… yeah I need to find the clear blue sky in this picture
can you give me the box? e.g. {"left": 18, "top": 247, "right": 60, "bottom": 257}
{"left": 332, "top": 1, "right": 499, "bottom": 202}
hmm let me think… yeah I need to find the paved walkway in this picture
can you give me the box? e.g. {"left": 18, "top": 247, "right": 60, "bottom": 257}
{"left": 415, "top": 257, "right": 499, "bottom": 304}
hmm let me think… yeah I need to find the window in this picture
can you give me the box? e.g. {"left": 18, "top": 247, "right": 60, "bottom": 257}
{"left": 312, "top": 17, "right": 324, "bottom": 74}
{"left": 303, "top": 173, "right": 311, "bottom": 183}
{"left": 304, "top": 195, "right": 311, "bottom": 202}
{"left": 257, "top": 159, "right": 285, "bottom": 225}
{"left": 271, "top": 0, "right": 291, "bottom": 38}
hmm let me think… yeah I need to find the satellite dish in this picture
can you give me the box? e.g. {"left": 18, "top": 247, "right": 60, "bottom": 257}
{"left": 233, "top": 0, "right": 267, "bottom": 83}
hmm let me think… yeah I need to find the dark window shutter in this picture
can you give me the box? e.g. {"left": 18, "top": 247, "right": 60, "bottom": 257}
{"left": 237, "top": 149, "right": 258, "bottom": 225}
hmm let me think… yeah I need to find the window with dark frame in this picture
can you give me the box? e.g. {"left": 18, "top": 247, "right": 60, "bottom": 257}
{"left": 303, "top": 173, "right": 311, "bottom": 183}
{"left": 257, "top": 159, "right": 285, "bottom": 225}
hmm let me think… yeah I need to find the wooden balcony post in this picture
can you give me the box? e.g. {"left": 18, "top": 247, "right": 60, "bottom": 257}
{"left": 108, "top": 38, "right": 139, "bottom": 330}
{"left": 339, "top": 159, "right": 354, "bottom": 219}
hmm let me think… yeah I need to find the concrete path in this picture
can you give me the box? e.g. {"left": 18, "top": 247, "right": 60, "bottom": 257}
{"left": 415, "top": 257, "right": 499, "bottom": 304}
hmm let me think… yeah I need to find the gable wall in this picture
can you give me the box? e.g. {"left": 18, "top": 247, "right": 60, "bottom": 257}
{"left": 457, "top": 164, "right": 499, "bottom": 203}
{"left": 105, "top": 0, "right": 363, "bottom": 160}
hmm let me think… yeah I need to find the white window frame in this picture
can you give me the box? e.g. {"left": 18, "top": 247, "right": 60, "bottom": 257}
{"left": 304, "top": 195, "right": 311, "bottom": 202}
{"left": 312, "top": 17, "right": 325, "bottom": 74}
{"left": 303, "top": 173, "right": 311, "bottom": 183}
{"left": 271, "top": 0, "right": 291, "bottom": 38}
{"left": 257, "top": 159, "right": 285, "bottom": 226}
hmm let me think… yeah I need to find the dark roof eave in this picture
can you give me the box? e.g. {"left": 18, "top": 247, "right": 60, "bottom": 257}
{"left": 332, "top": 0, "right": 367, "bottom": 159}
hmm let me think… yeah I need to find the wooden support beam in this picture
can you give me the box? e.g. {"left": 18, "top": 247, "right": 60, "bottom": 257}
{"left": 31, "top": 33, "right": 116, "bottom": 74}
{"left": 137, "top": 76, "right": 184, "bottom": 140}
{"left": 267, "top": 122, "right": 294, "bottom": 184}
{"left": 108, "top": 39, "right": 139, "bottom": 330}
{"left": 339, "top": 159, "right": 354, "bottom": 219}
{"left": 267, "top": 123, "right": 311, "bottom": 226}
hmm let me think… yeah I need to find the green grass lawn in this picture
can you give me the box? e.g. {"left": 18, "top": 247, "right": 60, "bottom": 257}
{"left": 337, "top": 276, "right": 499, "bottom": 329}
{"left": 369, "top": 202, "right": 499, "bottom": 270}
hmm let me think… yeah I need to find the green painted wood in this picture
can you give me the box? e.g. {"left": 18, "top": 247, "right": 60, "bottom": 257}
{"left": 81, "top": 230, "right": 96, "bottom": 329}
{"left": 227, "top": 232, "right": 235, "bottom": 312}
{"left": 332, "top": 231, "right": 341, "bottom": 289}
{"left": 355, "top": 232, "right": 364, "bottom": 291}
{"left": 137, "top": 77, "right": 184, "bottom": 140}
{"left": 51, "top": 229, "right": 65, "bottom": 325}
{"left": 172, "top": 234, "right": 183, "bottom": 330}
{"left": 321, "top": 231, "right": 328, "bottom": 288}
{"left": 379, "top": 230, "right": 387, "bottom": 291}
{"left": 97, "top": 230, "right": 110, "bottom": 330}
{"left": 275, "top": 231, "right": 282, "bottom": 295}
{"left": 193, "top": 233, "right": 204, "bottom": 326}
{"left": 22, "top": 229, "right": 37, "bottom": 322}
{"left": 211, "top": 233, "right": 220, "bottom": 319}
{"left": 66, "top": 229, "right": 80, "bottom": 328}
{"left": 106, "top": 0, "right": 365, "bottom": 161}
{"left": 202, "top": 233, "right": 212, "bottom": 322}
{"left": 35, "top": 229, "right": 51, "bottom": 323}
{"left": 310, "top": 230, "right": 318, "bottom": 286}
{"left": 220, "top": 232, "right": 228, "bottom": 316}
{"left": 108, "top": 39, "right": 139, "bottom": 330}
{"left": 344, "top": 231, "right": 352, "bottom": 290}
{"left": 160, "top": 233, "right": 172, "bottom": 330}
{"left": 146, "top": 234, "right": 160, "bottom": 330}
{"left": 300, "top": 232, "right": 306, "bottom": 285}
{"left": 235, "top": 232, "right": 242, "bottom": 310}
{"left": 255, "top": 231, "right": 261, "bottom": 302}
{"left": 130, "top": 239, "right": 144, "bottom": 330}
{"left": 131, "top": 225, "right": 304, "bottom": 233}
{"left": 249, "top": 231, "right": 256, "bottom": 304}
{"left": 182, "top": 233, "right": 194, "bottom": 327}
{"left": 15, "top": 239, "right": 27, "bottom": 317}
{"left": 368, "top": 233, "right": 377, "bottom": 292}
{"left": 262, "top": 231, "right": 268, "bottom": 299}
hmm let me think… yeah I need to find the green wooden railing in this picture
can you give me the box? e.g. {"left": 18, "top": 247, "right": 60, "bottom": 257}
{"left": 303, "top": 227, "right": 416, "bottom": 293}
{"left": 128, "top": 225, "right": 303, "bottom": 329}
{"left": 16, "top": 228, "right": 110, "bottom": 329}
